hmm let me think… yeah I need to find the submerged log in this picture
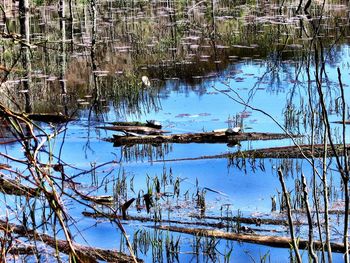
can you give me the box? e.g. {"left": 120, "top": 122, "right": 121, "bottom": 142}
{"left": 0, "top": 219, "right": 141, "bottom": 262}
{"left": 97, "top": 125, "right": 168, "bottom": 135}
{"left": 152, "top": 143, "right": 350, "bottom": 162}
{"left": 109, "top": 131, "right": 297, "bottom": 146}
{"left": 155, "top": 225, "right": 345, "bottom": 253}
{"left": 27, "top": 113, "right": 74, "bottom": 123}
{"left": 82, "top": 211, "right": 292, "bottom": 227}
{"left": 83, "top": 211, "right": 230, "bottom": 228}
{"left": 82, "top": 211, "right": 287, "bottom": 234}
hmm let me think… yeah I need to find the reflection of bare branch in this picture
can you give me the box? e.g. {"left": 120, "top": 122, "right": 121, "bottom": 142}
{"left": 278, "top": 167, "right": 302, "bottom": 263}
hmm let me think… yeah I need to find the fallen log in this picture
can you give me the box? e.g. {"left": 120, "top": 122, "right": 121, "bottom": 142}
{"left": 110, "top": 121, "right": 149, "bottom": 127}
{"left": 82, "top": 211, "right": 292, "bottom": 227}
{"left": 83, "top": 211, "right": 229, "bottom": 227}
{"left": 80, "top": 194, "right": 114, "bottom": 204}
{"left": 82, "top": 210, "right": 312, "bottom": 230}
{"left": 110, "top": 121, "right": 161, "bottom": 129}
{"left": 7, "top": 244, "right": 37, "bottom": 256}
{"left": 151, "top": 144, "right": 350, "bottom": 162}
{"left": 82, "top": 211, "right": 287, "bottom": 234}
{"left": 236, "top": 144, "right": 349, "bottom": 158}
{"left": 97, "top": 125, "right": 168, "bottom": 135}
{"left": 188, "top": 214, "right": 290, "bottom": 226}
{"left": 0, "top": 176, "right": 40, "bottom": 197}
{"left": 0, "top": 219, "right": 141, "bottom": 262}
{"left": 155, "top": 225, "right": 344, "bottom": 253}
{"left": 109, "top": 131, "right": 298, "bottom": 146}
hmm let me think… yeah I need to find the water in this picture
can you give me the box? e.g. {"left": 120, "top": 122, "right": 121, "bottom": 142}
{"left": 1, "top": 0, "right": 350, "bottom": 261}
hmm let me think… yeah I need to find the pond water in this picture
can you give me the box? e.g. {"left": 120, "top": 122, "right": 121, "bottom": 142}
{"left": 1, "top": 0, "right": 350, "bottom": 262}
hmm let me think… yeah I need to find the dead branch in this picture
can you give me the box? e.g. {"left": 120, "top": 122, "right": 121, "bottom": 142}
{"left": 154, "top": 225, "right": 345, "bottom": 253}
{"left": 278, "top": 167, "right": 302, "bottom": 262}
{"left": 0, "top": 219, "right": 141, "bottom": 262}
{"left": 82, "top": 211, "right": 289, "bottom": 231}
{"left": 188, "top": 214, "right": 291, "bottom": 226}
{"left": 151, "top": 144, "right": 350, "bottom": 163}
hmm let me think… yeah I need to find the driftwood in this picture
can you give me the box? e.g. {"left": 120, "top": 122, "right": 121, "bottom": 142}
{"left": 0, "top": 219, "right": 141, "bottom": 262}
{"left": 97, "top": 125, "right": 168, "bottom": 135}
{"left": 155, "top": 225, "right": 345, "bottom": 253}
{"left": 110, "top": 131, "right": 298, "bottom": 146}
{"left": 27, "top": 113, "right": 73, "bottom": 123}
{"left": 152, "top": 144, "right": 350, "bottom": 162}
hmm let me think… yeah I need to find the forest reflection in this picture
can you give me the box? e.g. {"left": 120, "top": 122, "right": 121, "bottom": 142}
{"left": 0, "top": 0, "right": 347, "bottom": 117}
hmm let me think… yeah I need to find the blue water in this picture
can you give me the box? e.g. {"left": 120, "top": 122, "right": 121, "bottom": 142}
{"left": 2, "top": 44, "right": 350, "bottom": 261}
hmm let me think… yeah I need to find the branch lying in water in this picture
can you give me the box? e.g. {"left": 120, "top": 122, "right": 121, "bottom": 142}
{"left": 0, "top": 172, "right": 40, "bottom": 197}
{"left": 154, "top": 225, "right": 344, "bottom": 253}
{"left": 151, "top": 144, "right": 350, "bottom": 163}
{"left": 82, "top": 210, "right": 308, "bottom": 228}
{"left": 0, "top": 219, "right": 141, "bottom": 262}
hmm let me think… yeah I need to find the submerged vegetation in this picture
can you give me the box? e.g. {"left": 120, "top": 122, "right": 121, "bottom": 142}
{"left": 0, "top": 0, "right": 349, "bottom": 262}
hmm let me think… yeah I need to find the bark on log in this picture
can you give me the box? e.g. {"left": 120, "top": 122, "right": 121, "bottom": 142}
{"left": 155, "top": 225, "right": 345, "bottom": 253}
{"left": 152, "top": 144, "right": 350, "bottom": 163}
{"left": 0, "top": 219, "right": 141, "bottom": 262}
{"left": 109, "top": 131, "right": 298, "bottom": 146}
